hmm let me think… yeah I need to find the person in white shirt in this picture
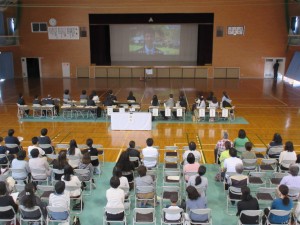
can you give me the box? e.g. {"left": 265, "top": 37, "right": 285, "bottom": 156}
{"left": 48, "top": 181, "right": 70, "bottom": 220}
{"left": 221, "top": 91, "right": 232, "bottom": 108}
{"left": 223, "top": 148, "right": 242, "bottom": 178}
{"left": 279, "top": 141, "right": 297, "bottom": 170}
{"left": 11, "top": 150, "right": 30, "bottom": 180}
{"left": 113, "top": 166, "right": 129, "bottom": 196}
{"left": 29, "top": 148, "right": 51, "bottom": 180}
{"left": 61, "top": 164, "right": 81, "bottom": 197}
{"left": 105, "top": 176, "right": 125, "bottom": 221}
{"left": 161, "top": 94, "right": 176, "bottom": 120}
{"left": 142, "top": 138, "right": 158, "bottom": 168}
{"left": 182, "top": 141, "right": 201, "bottom": 165}
{"left": 27, "top": 137, "right": 45, "bottom": 159}
{"left": 165, "top": 194, "right": 182, "bottom": 221}
{"left": 67, "top": 139, "right": 82, "bottom": 168}
{"left": 280, "top": 164, "right": 300, "bottom": 190}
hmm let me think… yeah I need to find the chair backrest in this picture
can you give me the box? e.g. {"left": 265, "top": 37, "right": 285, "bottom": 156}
{"left": 104, "top": 207, "right": 125, "bottom": 215}
{"left": 249, "top": 172, "right": 266, "bottom": 178}
{"left": 129, "top": 156, "right": 139, "bottom": 162}
{"left": 37, "top": 185, "right": 54, "bottom": 192}
{"left": 268, "top": 146, "right": 284, "bottom": 155}
{"left": 164, "top": 146, "right": 178, "bottom": 151}
{"left": 239, "top": 210, "right": 263, "bottom": 224}
{"left": 46, "top": 154, "right": 58, "bottom": 160}
{"left": 134, "top": 208, "right": 155, "bottom": 223}
{"left": 268, "top": 209, "right": 291, "bottom": 223}
{"left": 56, "top": 144, "right": 69, "bottom": 150}
{"left": 5, "top": 144, "right": 18, "bottom": 148}
{"left": 0, "top": 205, "right": 16, "bottom": 221}
{"left": 20, "top": 205, "right": 42, "bottom": 218}
{"left": 189, "top": 208, "right": 211, "bottom": 223}
{"left": 14, "top": 183, "right": 25, "bottom": 192}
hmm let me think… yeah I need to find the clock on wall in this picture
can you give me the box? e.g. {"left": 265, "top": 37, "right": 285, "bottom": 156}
{"left": 227, "top": 26, "right": 245, "bottom": 35}
{"left": 49, "top": 18, "right": 57, "bottom": 26}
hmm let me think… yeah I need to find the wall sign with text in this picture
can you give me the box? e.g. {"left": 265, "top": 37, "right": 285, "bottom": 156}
{"left": 48, "top": 26, "right": 80, "bottom": 40}
{"left": 227, "top": 26, "right": 245, "bottom": 36}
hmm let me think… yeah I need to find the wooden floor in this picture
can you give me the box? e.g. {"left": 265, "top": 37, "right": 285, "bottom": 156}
{"left": 1, "top": 77, "right": 300, "bottom": 163}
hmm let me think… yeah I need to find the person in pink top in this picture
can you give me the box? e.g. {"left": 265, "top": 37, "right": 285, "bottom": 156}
{"left": 183, "top": 153, "right": 200, "bottom": 181}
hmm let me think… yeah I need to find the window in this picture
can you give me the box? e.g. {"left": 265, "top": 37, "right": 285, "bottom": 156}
{"left": 31, "top": 22, "right": 47, "bottom": 33}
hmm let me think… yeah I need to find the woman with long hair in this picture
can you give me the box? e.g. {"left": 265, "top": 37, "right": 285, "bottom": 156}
{"left": 116, "top": 150, "right": 135, "bottom": 189}
{"left": 127, "top": 91, "right": 136, "bottom": 102}
{"left": 151, "top": 95, "right": 159, "bottom": 106}
{"left": 186, "top": 185, "right": 208, "bottom": 222}
{"left": 62, "top": 164, "right": 81, "bottom": 197}
{"left": 236, "top": 186, "right": 259, "bottom": 224}
{"left": 279, "top": 141, "right": 297, "bottom": 170}
{"left": 19, "top": 182, "right": 46, "bottom": 219}
{"left": 187, "top": 165, "right": 208, "bottom": 195}
{"left": 264, "top": 184, "right": 293, "bottom": 224}
{"left": 78, "top": 152, "right": 96, "bottom": 189}
{"left": 234, "top": 129, "right": 249, "bottom": 148}
{"left": 52, "top": 151, "right": 69, "bottom": 180}
{"left": 67, "top": 139, "right": 82, "bottom": 169}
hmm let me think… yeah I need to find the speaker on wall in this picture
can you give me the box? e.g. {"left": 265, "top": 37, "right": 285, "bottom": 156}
{"left": 80, "top": 27, "right": 87, "bottom": 37}
{"left": 216, "top": 26, "right": 224, "bottom": 37}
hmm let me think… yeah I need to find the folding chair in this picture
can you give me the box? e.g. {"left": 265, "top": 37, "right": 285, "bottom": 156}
{"left": 46, "top": 206, "right": 70, "bottom": 225}
{"left": 267, "top": 146, "right": 284, "bottom": 159}
{"left": 133, "top": 208, "right": 156, "bottom": 225}
{"left": 19, "top": 205, "right": 43, "bottom": 225}
{"left": 248, "top": 172, "right": 267, "bottom": 190}
{"left": 163, "top": 170, "right": 181, "bottom": 188}
{"left": 37, "top": 185, "right": 54, "bottom": 203}
{"left": 74, "top": 168, "right": 92, "bottom": 195}
{"left": 0, "top": 205, "right": 17, "bottom": 225}
{"left": 161, "top": 208, "right": 183, "bottom": 225}
{"left": 288, "top": 187, "right": 300, "bottom": 201}
{"left": 163, "top": 155, "right": 180, "bottom": 172}
{"left": 237, "top": 210, "right": 263, "bottom": 225}
{"left": 10, "top": 168, "right": 29, "bottom": 184}
{"left": 266, "top": 209, "right": 291, "bottom": 225}
{"left": 55, "top": 143, "right": 69, "bottom": 151}
{"left": 103, "top": 207, "right": 126, "bottom": 225}
{"left": 91, "top": 155, "right": 101, "bottom": 177}
{"left": 227, "top": 186, "right": 242, "bottom": 215}
{"left": 65, "top": 185, "right": 83, "bottom": 214}
{"left": 160, "top": 186, "right": 181, "bottom": 209}
{"left": 31, "top": 168, "right": 49, "bottom": 185}
{"left": 253, "top": 147, "right": 267, "bottom": 158}
{"left": 269, "top": 172, "right": 288, "bottom": 187}
{"left": 259, "top": 159, "right": 277, "bottom": 172}
{"left": 135, "top": 185, "right": 156, "bottom": 208}
{"left": 256, "top": 187, "right": 276, "bottom": 207}
{"left": 0, "top": 154, "right": 10, "bottom": 168}
{"left": 189, "top": 208, "right": 212, "bottom": 225}
{"left": 242, "top": 159, "right": 258, "bottom": 172}
{"left": 5, "top": 144, "right": 21, "bottom": 154}
{"left": 93, "top": 144, "right": 105, "bottom": 166}
{"left": 279, "top": 160, "right": 296, "bottom": 172}
{"left": 164, "top": 146, "right": 179, "bottom": 157}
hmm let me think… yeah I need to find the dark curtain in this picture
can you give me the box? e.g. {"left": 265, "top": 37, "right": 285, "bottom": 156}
{"left": 197, "top": 24, "right": 213, "bottom": 66}
{"left": 90, "top": 25, "right": 111, "bottom": 65}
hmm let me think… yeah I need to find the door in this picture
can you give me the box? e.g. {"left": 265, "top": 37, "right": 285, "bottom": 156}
{"left": 0, "top": 52, "right": 14, "bottom": 79}
{"left": 264, "top": 58, "right": 285, "bottom": 79}
{"left": 26, "top": 58, "right": 40, "bottom": 78}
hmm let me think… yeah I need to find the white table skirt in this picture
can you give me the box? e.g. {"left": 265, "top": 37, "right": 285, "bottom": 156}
{"left": 111, "top": 112, "right": 152, "bottom": 130}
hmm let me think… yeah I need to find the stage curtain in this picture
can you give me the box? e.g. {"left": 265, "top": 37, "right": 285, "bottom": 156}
{"left": 197, "top": 24, "right": 213, "bottom": 66}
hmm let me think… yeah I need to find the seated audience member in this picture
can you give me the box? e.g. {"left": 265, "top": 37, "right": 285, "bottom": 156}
{"left": 221, "top": 91, "right": 233, "bottom": 108}
{"left": 11, "top": 150, "right": 30, "bottom": 181}
{"left": 234, "top": 129, "right": 249, "bottom": 149}
{"left": 151, "top": 95, "right": 159, "bottom": 106}
{"left": 223, "top": 148, "right": 243, "bottom": 177}
{"left": 280, "top": 164, "right": 300, "bottom": 190}
{"left": 241, "top": 142, "right": 257, "bottom": 169}
{"left": 178, "top": 92, "right": 187, "bottom": 109}
{"left": 214, "top": 131, "right": 233, "bottom": 163}
{"left": 192, "top": 95, "right": 206, "bottom": 114}
{"left": 135, "top": 165, "right": 155, "bottom": 207}
{"left": 33, "top": 95, "right": 42, "bottom": 105}
{"left": 62, "top": 165, "right": 81, "bottom": 197}
{"left": 164, "top": 194, "right": 183, "bottom": 222}
{"left": 127, "top": 91, "right": 136, "bottom": 102}
{"left": 116, "top": 149, "right": 135, "bottom": 190}
{"left": 5, "top": 128, "right": 21, "bottom": 154}
{"left": 161, "top": 94, "right": 176, "bottom": 120}
{"left": 219, "top": 141, "right": 232, "bottom": 169}
{"left": 19, "top": 182, "right": 47, "bottom": 219}
{"left": 27, "top": 136, "right": 45, "bottom": 158}
{"left": 183, "top": 141, "right": 201, "bottom": 165}
{"left": 263, "top": 185, "right": 293, "bottom": 224}
{"left": 105, "top": 176, "right": 125, "bottom": 221}
{"left": 142, "top": 138, "right": 158, "bottom": 168}
{"left": 208, "top": 97, "right": 218, "bottom": 121}
{"left": 63, "top": 89, "right": 71, "bottom": 102}
{"left": 38, "top": 128, "right": 55, "bottom": 154}
{"left": 44, "top": 95, "right": 59, "bottom": 115}
{"left": 79, "top": 90, "right": 88, "bottom": 100}
{"left": 108, "top": 89, "right": 117, "bottom": 102}
{"left": 82, "top": 138, "right": 100, "bottom": 174}
{"left": 187, "top": 165, "right": 208, "bottom": 196}
{"left": 236, "top": 186, "right": 259, "bottom": 224}
{"left": 17, "top": 93, "right": 29, "bottom": 115}
{"left": 0, "top": 136, "right": 10, "bottom": 165}
{"left": 0, "top": 167, "right": 15, "bottom": 193}
{"left": 126, "top": 140, "right": 141, "bottom": 168}
{"left": 227, "top": 164, "right": 249, "bottom": 195}
{"left": 29, "top": 148, "right": 51, "bottom": 180}
{"left": 113, "top": 166, "right": 129, "bottom": 197}
{"left": 52, "top": 151, "right": 69, "bottom": 180}
{"left": 186, "top": 186, "right": 208, "bottom": 223}
{"left": 48, "top": 181, "right": 70, "bottom": 220}
{"left": 87, "top": 94, "right": 101, "bottom": 117}
{"left": 267, "top": 133, "right": 283, "bottom": 158}
{"left": 67, "top": 139, "right": 82, "bottom": 169}
{"left": 91, "top": 90, "right": 99, "bottom": 102}
{"left": 206, "top": 91, "right": 214, "bottom": 102}
{"left": 78, "top": 153, "right": 96, "bottom": 189}
{"left": 279, "top": 141, "right": 297, "bottom": 170}
{"left": 183, "top": 153, "right": 200, "bottom": 182}
{"left": 0, "top": 181, "right": 18, "bottom": 220}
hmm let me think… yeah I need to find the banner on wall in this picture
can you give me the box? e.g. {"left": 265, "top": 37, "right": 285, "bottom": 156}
{"left": 48, "top": 26, "right": 80, "bottom": 40}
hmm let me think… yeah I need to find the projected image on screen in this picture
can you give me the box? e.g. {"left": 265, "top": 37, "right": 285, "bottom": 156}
{"left": 129, "top": 25, "right": 180, "bottom": 56}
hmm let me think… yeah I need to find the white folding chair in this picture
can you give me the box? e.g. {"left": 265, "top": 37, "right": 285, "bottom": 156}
{"left": 103, "top": 207, "right": 126, "bottom": 225}
{"left": 0, "top": 205, "right": 17, "bottom": 225}
{"left": 0, "top": 154, "right": 10, "bottom": 168}
{"left": 65, "top": 185, "right": 83, "bottom": 214}
{"left": 160, "top": 186, "right": 181, "bottom": 209}
{"left": 46, "top": 206, "right": 70, "bottom": 225}
{"left": 256, "top": 187, "right": 276, "bottom": 207}
{"left": 10, "top": 168, "right": 28, "bottom": 184}
{"left": 133, "top": 208, "right": 156, "bottom": 225}
{"left": 161, "top": 208, "right": 183, "bottom": 225}
{"left": 74, "top": 168, "right": 92, "bottom": 195}
{"left": 237, "top": 209, "right": 263, "bottom": 225}
{"left": 19, "top": 205, "right": 43, "bottom": 225}
{"left": 189, "top": 208, "right": 212, "bottom": 225}
{"left": 37, "top": 185, "right": 55, "bottom": 202}
{"left": 266, "top": 209, "right": 291, "bottom": 225}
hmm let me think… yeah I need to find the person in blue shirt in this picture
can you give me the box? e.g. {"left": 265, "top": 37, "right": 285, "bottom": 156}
{"left": 264, "top": 184, "right": 293, "bottom": 224}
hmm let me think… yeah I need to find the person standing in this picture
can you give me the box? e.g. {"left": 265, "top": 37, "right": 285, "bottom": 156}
{"left": 273, "top": 60, "right": 279, "bottom": 80}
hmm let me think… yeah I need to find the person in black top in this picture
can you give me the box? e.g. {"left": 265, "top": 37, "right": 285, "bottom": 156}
{"left": 108, "top": 90, "right": 117, "bottom": 102}
{"left": 116, "top": 150, "right": 135, "bottom": 184}
{"left": 126, "top": 140, "right": 141, "bottom": 168}
{"left": 33, "top": 95, "right": 42, "bottom": 105}
{"left": 52, "top": 151, "right": 69, "bottom": 180}
{"left": 44, "top": 94, "right": 60, "bottom": 116}
{"left": 82, "top": 138, "right": 100, "bottom": 174}
{"left": 17, "top": 93, "right": 29, "bottom": 115}
{"left": 38, "top": 128, "right": 54, "bottom": 154}
{"left": 87, "top": 95, "right": 101, "bottom": 117}
{"left": 0, "top": 137, "right": 9, "bottom": 166}
{"left": 273, "top": 60, "right": 279, "bottom": 80}
{"left": 236, "top": 186, "right": 259, "bottom": 224}
{"left": 0, "top": 181, "right": 18, "bottom": 220}
{"left": 4, "top": 129, "right": 21, "bottom": 155}
{"left": 179, "top": 92, "right": 187, "bottom": 109}
{"left": 127, "top": 91, "right": 136, "bottom": 102}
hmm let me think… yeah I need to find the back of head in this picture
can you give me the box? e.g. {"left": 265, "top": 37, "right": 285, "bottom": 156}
{"left": 241, "top": 186, "right": 252, "bottom": 201}
{"left": 223, "top": 131, "right": 229, "bottom": 140}
{"left": 82, "top": 90, "right": 86, "bottom": 95}
{"left": 55, "top": 181, "right": 65, "bottom": 194}
{"left": 30, "top": 148, "right": 40, "bottom": 158}
{"left": 169, "top": 94, "right": 173, "bottom": 98}
{"left": 41, "top": 128, "right": 48, "bottom": 136}
{"left": 273, "top": 133, "right": 282, "bottom": 144}
{"left": 289, "top": 164, "right": 299, "bottom": 176}
{"left": 86, "top": 138, "right": 93, "bottom": 147}
{"left": 187, "top": 153, "right": 195, "bottom": 164}
{"left": 0, "top": 181, "right": 7, "bottom": 195}
{"left": 129, "top": 140, "right": 135, "bottom": 149}
{"left": 285, "top": 141, "right": 294, "bottom": 152}
{"left": 186, "top": 185, "right": 200, "bottom": 200}
{"left": 188, "top": 141, "right": 196, "bottom": 151}
{"left": 245, "top": 142, "right": 253, "bottom": 151}
{"left": 235, "top": 163, "right": 244, "bottom": 174}
{"left": 224, "top": 141, "right": 231, "bottom": 150}
{"left": 110, "top": 176, "right": 120, "bottom": 189}
{"left": 17, "top": 150, "right": 26, "bottom": 160}
{"left": 137, "top": 165, "right": 147, "bottom": 177}
{"left": 8, "top": 129, "right": 14, "bottom": 136}
{"left": 238, "top": 129, "right": 246, "bottom": 139}
{"left": 113, "top": 166, "right": 122, "bottom": 178}
{"left": 146, "top": 138, "right": 153, "bottom": 147}
{"left": 229, "top": 148, "right": 237, "bottom": 157}
{"left": 63, "top": 164, "right": 74, "bottom": 181}
{"left": 170, "top": 194, "right": 178, "bottom": 204}
{"left": 23, "top": 182, "right": 35, "bottom": 209}
{"left": 278, "top": 184, "right": 290, "bottom": 206}
{"left": 31, "top": 136, "right": 38, "bottom": 145}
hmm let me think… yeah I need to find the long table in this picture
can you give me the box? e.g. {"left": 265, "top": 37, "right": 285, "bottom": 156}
{"left": 111, "top": 112, "right": 152, "bottom": 130}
